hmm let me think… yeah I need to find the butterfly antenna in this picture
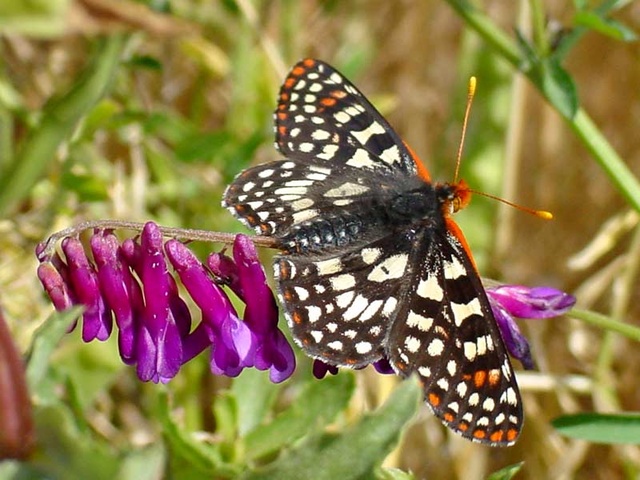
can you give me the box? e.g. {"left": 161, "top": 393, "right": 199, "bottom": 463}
{"left": 454, "top": 77, "right": 553, "bottom": 220}
{"left": 454, "top": 77, "right": 476, "bottom": 184}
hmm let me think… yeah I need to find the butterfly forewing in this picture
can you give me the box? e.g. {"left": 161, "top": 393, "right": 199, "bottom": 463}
{"left": 275, "top": 59, "right": 419, "bottom": 176}
{"left": 223, "top": 58, "right": 524, "bottom": 446}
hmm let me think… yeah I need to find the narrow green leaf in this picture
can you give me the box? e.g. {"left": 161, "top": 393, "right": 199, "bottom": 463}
{"left": 553, "top": 412, "right": 640, "bottom": 444}
{"left": 487, "top": 462, "right": 524, "bottom": 480}
{"left": 0, "top": 35, "right": 125, "bottom": 216}
{"left": 242, "top": 379, "right": 420, "bottom": 480}
{"left": 540, "top": 59, "right": 579, "bottom": 120}
{"left": 244, "top": 372, "right": 356, "bottom": 460}
{"left": 158, "top": 391, "right": 239, "bottom": 478}
{"left": 232, "top": 368, "right": 279, "bottom": 437}
{"left": 25, "top": 308, "right": 80, "bottom": 397}
{"left": 574, "top": 11, "right": 637, "bottom": 41}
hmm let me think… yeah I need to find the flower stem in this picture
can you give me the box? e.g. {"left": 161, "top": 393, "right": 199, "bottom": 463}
{"left": 37, "top": 220, "right": 279, "bottom": 259}
{"left": 570, "top": 308, "right": 640, "bottom": 343}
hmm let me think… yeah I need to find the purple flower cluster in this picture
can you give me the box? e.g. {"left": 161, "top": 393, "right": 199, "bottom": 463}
{"left": 36, "top": 222, "right": 295, "bottom": 384}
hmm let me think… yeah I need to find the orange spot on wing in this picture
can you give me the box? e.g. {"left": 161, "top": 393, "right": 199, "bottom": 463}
{"left": 330, "top": 89, "right": 347, "bottom": 99}
{"left": 490, "top": 431, "right": 505, "bottom": 443}
{"left": 292, "top": 311, "right": 303, "bottom": 324}
{"left": 474, "top": 370, "right": 487, "bottom": 388}
{"left": 443, "top": 412, "right": 455, "bottom": 423}
{"left": 302, "top": 58, "right": 316, "bottom": 68}
{"left": 506, "top": 429, "right": 518, "bottom": 442}
{"left": 458, "top": 422, "right": 469, "bottom": 432}
{"left": 428, "top": 393, "right": 441, "bottom": 407}
{"left": 320, "top": 97, "right": 337, "bottom": 107}
{"left": 278, "top": 126, "right": 287, "bottom": 136}
{"left": 291, "top": 67, "right": 305, "bottom": 77}
{"left": 473, "top": 429, "right": 487, "bottom": 440}
{"left": 277, "top": 112, "right": 287, "bottom": 120}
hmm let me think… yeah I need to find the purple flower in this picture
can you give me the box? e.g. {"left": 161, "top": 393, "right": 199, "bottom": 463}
{"left": 487, "top": 285, "right": 575, "bottom": 370}
{"left": 165, "top": 239, "right": 256, "bottom": 377}
{"left": 36, "top": 223, "right": 297, "bottom": 385}
{"left": 208, "top": 235, "right": 296, "bottom": 383}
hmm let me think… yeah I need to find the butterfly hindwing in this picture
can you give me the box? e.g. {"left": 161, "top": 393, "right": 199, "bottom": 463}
{"left": 387, "top": 228, "right": 522, "bottom": 445}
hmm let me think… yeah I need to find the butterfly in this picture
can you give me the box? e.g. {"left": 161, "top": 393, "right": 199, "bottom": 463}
{"left": 223, "top": 58, "right": 522, "bottom": 446}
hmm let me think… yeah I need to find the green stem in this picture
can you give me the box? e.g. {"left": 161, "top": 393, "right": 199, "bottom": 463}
{"left": 570, "top": 309, "right": 640, "bottom": 343}
{"left": 0, "top": 35, "right": 126, "bottom": 217}
{"left": 445, "top": 0, "right": 640, "bottom": 212}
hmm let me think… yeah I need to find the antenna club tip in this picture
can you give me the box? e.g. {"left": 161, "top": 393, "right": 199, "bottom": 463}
{"left": 468, "top": 76, "right": 477, "bottom": 95}
{"left": 538, "top": 210, "right": 553, "bottom": 220}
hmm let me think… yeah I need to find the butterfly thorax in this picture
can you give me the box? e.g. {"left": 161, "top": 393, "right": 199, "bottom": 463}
{"left": 278, "top": 176, "right": 443, "bottom": 254}
{"left": 434, "top": 179, "right": 472, "bottom": 217}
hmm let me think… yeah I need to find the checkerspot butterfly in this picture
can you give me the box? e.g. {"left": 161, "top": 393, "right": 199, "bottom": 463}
{"left": 223, "top": 59, "right": 522, "bottom": 446}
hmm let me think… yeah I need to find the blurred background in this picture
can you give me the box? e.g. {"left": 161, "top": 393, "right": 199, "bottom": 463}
{"left": 1, "top": 1, "right": 640, "bottom": 479}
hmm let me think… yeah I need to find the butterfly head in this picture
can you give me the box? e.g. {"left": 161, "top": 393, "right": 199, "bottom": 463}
{"left": 436, "top": 179, "right": 472, "bottom": 217}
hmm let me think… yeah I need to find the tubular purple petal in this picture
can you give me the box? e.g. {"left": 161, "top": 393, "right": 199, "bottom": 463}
{"left": 231, "top": 234, "right": 296, "bottom": 381}
{"left": 233, "top": 235, "right": 277, "bottom": 334}
{"left": 165, "top": 239, "right": 256, "bottom": 376}
{"left": 312, "top": 360, "right": 339, "bottom": 379}
{"left": 487, "top": 285, "right": 576, "bottom": 319}
{"left": 91, "top": 231, "right": 137, "bottom": 363}
{"left": 62, "top": 237, "right": 112, "bottom": 342}
{"left": 373, "top": 357, "right": 395, "bottom": 375}
{"left": 491, "top": 302, "right": 535, "bottom": 370}
{"left": 135, "top": 222, "right": 182, "bottom": 383}
{"left": 37, "top": 262, "right": 74, "bottom": 311}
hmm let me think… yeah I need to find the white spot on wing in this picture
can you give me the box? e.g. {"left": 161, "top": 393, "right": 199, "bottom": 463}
{"left": 329, "top": 274, "right": 356, "bottom": 291}
{"left": 443, "top": 256, "right": 466, "bottom": 280}
{"left": 406, "top": 311, "right": 433, "bottom": 332}
{"left": 427, "top": 338, "right": 445, "bottom": 357}
{"left": 343, "top": 294, "right": 369, "bottom": 321}
{"left": 351, "top": 121, "right": 385, "bottom": 145}
{"left": 368, "top": 254, "right": 408, "bottom": 282}
{"left": 451, "top": 298, "right": 483, "bottom": 326}
{"left": 324, "top": 182, "right": 369, "bottom": 198}
{"left": 416, "top": 274, "right": 444, "bottom": 301}
{"left": 315, "top": 258, "right": 343, "bottom": 275}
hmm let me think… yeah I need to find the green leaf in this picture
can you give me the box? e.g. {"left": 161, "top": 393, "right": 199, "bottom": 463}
{"left": 553, "top": 412, "right": 640, "bottom": 444}
{"left": 243, "top": 372, "right": 356, "bottom": 461}
{"left": 232, "top": 368, "right": 279, "bottom": 437}
{"left": 242, "top": 379, "right": 420, "bottom": 480}
{"left": 574, "top": 11, "right": 637, "bottom": 41}
{"left": 487, "top": 462, "right": 524, "bottom": 480}
{"left": 32, "top": 403, "right": 119, "bottom": 480}
{"left": 25, "top": 308, "right": 80, "bottom": 398}
{"left": 158, "top": 391, "right": 239, "bottom": 478}
{"left": 117, "top": 443, "right": 166, "bottom": 480}
{"left": 539, "top": 59, "right": 579, "bottom": 120}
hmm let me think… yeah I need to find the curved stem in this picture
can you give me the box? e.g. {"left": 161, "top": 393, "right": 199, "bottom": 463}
{"left": 37, "top": 220, "right": 279, "bottom": 259}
